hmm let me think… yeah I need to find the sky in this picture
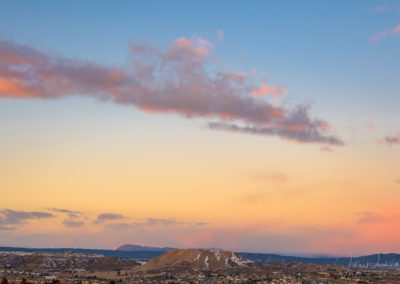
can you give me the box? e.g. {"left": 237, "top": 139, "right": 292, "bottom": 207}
{"left": 0, "top": 0, "right": 400, "bottom": 256}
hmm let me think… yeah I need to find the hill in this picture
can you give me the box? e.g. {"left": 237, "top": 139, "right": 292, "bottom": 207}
{"left": 135, "top": 249, "right": 256, "bottom": 273}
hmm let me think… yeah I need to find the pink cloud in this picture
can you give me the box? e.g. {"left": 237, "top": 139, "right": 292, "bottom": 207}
{"left": 0, "top": 78, "right": 37, "bottom": 97}
{"left": 0, "top": 36, "right": 342, "bottom": 145}
{"left": 369, "top": 24, "right": 400, "bottom": 44}
{"left": 252, "top": 81, "right": 286, "bottom": 97}
{"left": 166, "top": 37, "right": 212, "bottom": 61}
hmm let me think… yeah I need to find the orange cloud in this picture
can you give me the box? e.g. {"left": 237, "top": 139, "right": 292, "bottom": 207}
{"left": 0, "top": 78, "right": 35, "bottom": 97}
{"left": 167, "top": 37, "right": 212, "bottom": 61}
{"left": 252, "top": 81, "right": 286, "bottom": 97}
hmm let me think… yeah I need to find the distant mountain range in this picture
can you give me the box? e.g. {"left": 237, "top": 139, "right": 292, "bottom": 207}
{"left": 1, "top": 246, "right": 399, "bottom": 268}
{"left": 114, "top": 244, "right": 173, "bottom": 252}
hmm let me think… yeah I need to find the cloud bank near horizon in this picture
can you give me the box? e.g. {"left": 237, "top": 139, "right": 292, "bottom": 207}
{"left": 0, "top": 36, "right": 343, "bottom": 145}
{"left": 2, "top": 207, "right": 400, "bottom": 255}
{"left": 0, "top": 209, "right": 54, "bottom": 231}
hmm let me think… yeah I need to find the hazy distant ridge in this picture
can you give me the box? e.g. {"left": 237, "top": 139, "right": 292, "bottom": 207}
{"left": 114, "top": 244, "right": 173, "bottom": 252}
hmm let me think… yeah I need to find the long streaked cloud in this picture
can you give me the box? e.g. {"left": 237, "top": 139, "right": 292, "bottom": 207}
{"left": 62, "top": 219, "right": 84, "bottom": 228}
{"left": 94, "top": 213, "right": 126, "bottom": 224}
{"left": 46, "top": 208, "right": 83, "bottom": 214}
{"left": 46, "top": 207, "right": 84, "bottom": 218}
{"left": 0, "top": 36, "right": 342, "bottom": 145}
{"left": 356, "top": 212, "right": 386, "bottom": 224}
{"left": 0, "top": 209, "right": 55, "bottom": 231}
{"left": 369, "top": 24, "right": 400, "bottom": 44}
{"left": 372, "top": 4, "right": 400, "bottom": 13}
{"left": 45, "top": 207, "right": 86, "bottom": 228}
{"left": 134, "top": 218, "right": 181, "bottom": 226}
{"left": 208, "top": 108, "right": 344, "bottom": 146}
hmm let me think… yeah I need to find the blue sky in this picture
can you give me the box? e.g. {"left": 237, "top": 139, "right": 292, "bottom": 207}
{"left": 1, "top": 1, "right": 400, "bottom": 253}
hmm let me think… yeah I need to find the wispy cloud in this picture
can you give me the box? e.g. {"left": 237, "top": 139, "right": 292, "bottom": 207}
{"left": 0, "top": 36, "right": 342, "bottom": 145}
{"left": 94, "top": 213, "right": 126, "bottom": 224}
{"left": 133, "top": 218, "right": 181, "bottom": 227}
{"left": 216, "top": 29, "right": 224, "bottom": 40}
{"left": 62, "top": 219, "right": 84, "bottom": 228}
{"left": 45, "top": 207, "right": 86, "bottom": 228}
{"left": 320, "top": 146, "right": 334, "bottom": 152}
{"left": 46, "top": 208, "right": 83, "bottom": 214}
{"left": 357, "top": 212, "right": 386, "bottom": 224}
{"left": 369, "top": 24, "right": 400, "bottom": 44}
{"left": 372, "top": 4, "right": 400, "bottom": 13}
{"left": 46, "top": 208, "right": 84, "bottom": 218}
{"left": 0, "top": 209, "right": 54, "bottom": 231}
{"left": 208, "top": 109, "right": 343, "bottom": 146}
{"left": 104, "top": 217, "right": 208, "bottom": 231}
{"left": 104, "top": 222, "right": 135, "bottom": 230}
